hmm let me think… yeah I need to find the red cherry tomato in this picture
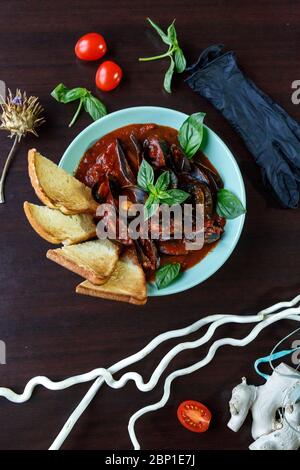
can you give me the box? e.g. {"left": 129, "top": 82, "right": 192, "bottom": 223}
{"left": 177, "top": 400, "right": 212, "bottom": 433}
{"left": 95, "top": 61, "right": 123, "bottom": 91}
{"left": 75, "top": 33, "right": 107, "bottom": 61}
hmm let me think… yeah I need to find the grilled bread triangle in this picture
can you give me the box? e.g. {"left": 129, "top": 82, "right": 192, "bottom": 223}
{"left": 24, "top": 202, "right": 96, "bottom": 245}
{"left": 28, "top": 149, "right": 98, "bottom": 215}
{"left": 76, "top": 247, "right": 147, "bottom": 305}
{"left": 47, "top": 240, "right": 120, "bottom": 285}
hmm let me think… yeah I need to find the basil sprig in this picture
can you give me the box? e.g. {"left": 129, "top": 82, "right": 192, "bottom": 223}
{"left": 178, "top": 112, "right": 205, "bottom": 159}
{"left": 137, "top": 159, "right": 189, "bottom": 220}
{"left": 139, "top": 18, "right": 186, "bottom": 93}
{"left": 156, "top": 262, "right": 181, "bottom": 289}
{"left": 51, "top": 83, "right": 107, "bottom": 127}
{"left": 216, "top": 189, "right": 246, "bottom": 219}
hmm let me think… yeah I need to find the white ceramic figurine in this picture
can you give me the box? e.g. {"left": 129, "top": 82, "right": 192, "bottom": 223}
{"left": 228, "top": 363, "right": 300, "bottom": 450}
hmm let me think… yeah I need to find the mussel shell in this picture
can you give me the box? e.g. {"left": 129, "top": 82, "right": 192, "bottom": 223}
{"left": 115, "top": 138, "right": 136, "bottom": 186}
{"left": 143, "top": 137, "right": 169, "bottom": 168}
{"left": 168, "top": 144, "right": 192, "bottom": 173}
{"left": 120, "top": 185, "right": 147, "bottom": 204}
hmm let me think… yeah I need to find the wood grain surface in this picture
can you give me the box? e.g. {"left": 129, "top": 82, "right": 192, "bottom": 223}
{"left": 0, "top": 0, "right": 300, "bottom": 450}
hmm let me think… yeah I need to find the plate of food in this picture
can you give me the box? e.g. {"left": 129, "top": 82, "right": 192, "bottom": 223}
{"left": 24, "top": 106, "right": 246, "bottom": 304}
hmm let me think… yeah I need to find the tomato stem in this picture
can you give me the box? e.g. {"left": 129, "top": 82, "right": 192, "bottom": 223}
{"left": 69, "top": 98, "right": 83, "bottom": 127}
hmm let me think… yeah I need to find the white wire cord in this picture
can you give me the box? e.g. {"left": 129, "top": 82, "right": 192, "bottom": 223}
{"left": 128, "top": 310, "right": 300, "bottom": 449}
{"left": 0, "top": 295, "right": 299, "bottom": 450}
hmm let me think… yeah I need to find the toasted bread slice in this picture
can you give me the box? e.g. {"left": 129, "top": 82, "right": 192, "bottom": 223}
{"left": 28, "top": 149, "right": 98, "bottom": 215}
{"left": 24, "top": 202, "right": 96, "bottom": 245}
{"left": 46, "top": 240, "right": 120, "bottom": 285}
{"left": 76, "top": 247, "right": 147, "bottom": 305}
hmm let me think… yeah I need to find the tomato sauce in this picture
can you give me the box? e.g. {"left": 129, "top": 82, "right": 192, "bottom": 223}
{"left": 75, "top": 123, "right": 224, "bottom": 274}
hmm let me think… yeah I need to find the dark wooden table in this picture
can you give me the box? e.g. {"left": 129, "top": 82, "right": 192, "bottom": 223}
{"left": 0, "top": 0, "right": 300, "bottom": 451}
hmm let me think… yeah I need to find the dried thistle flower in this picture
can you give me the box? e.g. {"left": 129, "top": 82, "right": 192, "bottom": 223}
{"left": 1, "top": 89, "right": 44, "bottom": 140}
{"left": 0, "top": 89, "right": 45, "bottom": 203}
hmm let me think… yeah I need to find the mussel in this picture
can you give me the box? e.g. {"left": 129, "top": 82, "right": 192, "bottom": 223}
{"left": 120, "top": 185, "right": 148, "bottom": 204}
{"left": 119, "top": 185, "right": 148, "bottom": 213}
{"left": 193, "top": 157, "right": 224, "bottom": 191}
{"left": 92, "top": 176, "right": 120, "bottom": 205}
{"left": 115, "top": 139, "right": 136, "bottom": 186}
{"left": 178, "top": 173, "right": 213, "bottom": 216}
{"left": 135, "top": 239, "right": 159, "bottom": 272}
{"left": 168, "top": 144, "right": 192, "bottom": 173}
{"left": 143, "top": 137, "right": 169, "bottom": 168}
{"left": 129, "top": 133, "right": 143, "bottom": 170}
{"left": 204, "top": 218, "right": 225, "bottom": 244}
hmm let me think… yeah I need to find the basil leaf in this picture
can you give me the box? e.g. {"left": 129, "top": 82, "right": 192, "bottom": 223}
{"left": 155, "top": 171, "right": 170, "bottom": 192}
{"left": 51, "top": 83, "right": 86, "bottom": 103}
{"left": 216, "top": 189, "right": 246, "bottom": 219}
{"left": 144, "top": 194, "right": 159, "bottom": 220}
{"left": 174, "top": 47, "right": 186, "bottom": 73}
{"left": 161, "top": 188, "right": 190, "bottom": 205}
{"left": 164, "top": 57, "right": 175, "bottom": 93}
{"left": 147, "top": 17, "right": 171, "bottom": 45}
{"left": 83, "top": 94, "right": 107, "bottom": 121}
{"left": 167, "top": 21, "right": 177, "bottom": 45}
{"left": 157, "top": 190, "right": 170, "bottom": 200}
{"left": 178, "top": 112, "right": 206, "bottom": 159}
{"left": 156, "top": 263, "right": 181, "bottom": 289}
{"left": 51, "top": 83, "right": 68, "bottom": 101}
{"left": 137, "top": 159, "right": 154, "bottom": 191}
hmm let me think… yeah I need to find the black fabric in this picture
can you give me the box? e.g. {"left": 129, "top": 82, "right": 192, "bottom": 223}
{"left": 186, "top": 45, "right": 300, "bottom": 208}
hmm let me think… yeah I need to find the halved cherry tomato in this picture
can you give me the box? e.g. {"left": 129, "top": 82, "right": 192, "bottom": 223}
{"left": 95, "top": 61, "right": 123, "bottom": 92}
{"left": 177, "top": 400, "right": 211, "bottom": 433}
{"left": 75, "top": 33, "right": 107, "bottom": 61}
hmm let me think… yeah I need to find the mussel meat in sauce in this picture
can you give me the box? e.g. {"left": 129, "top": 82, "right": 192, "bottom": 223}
{"left": 75, "top": 123, "right": 226, "bottom": 279}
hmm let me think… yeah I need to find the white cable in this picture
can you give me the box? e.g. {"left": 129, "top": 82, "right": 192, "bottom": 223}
{"left": 128, "top": 310, "right": 300, "bottom": 450}
{"left": 0, "top": 295, "right": 299, "bottom": 450}
{"left": 50, "top": 296, "right": 300, "bottom": 449}
{"left": 0, "top": 314, "right": 225, "bottom": 404}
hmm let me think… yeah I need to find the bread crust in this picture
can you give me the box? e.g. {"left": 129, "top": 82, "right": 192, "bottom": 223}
{"left": 28, "top": 149, "right": 98, "bottom": 215}
{"left": 47, "top": 249, "right": 112, "bottom": 285}
{"left": 76, "top": 281, "right": 147, "bottom": 305}
{"left": 23, "top": 202, "right": 96, "bottom": 245}
{"left": 24, "top": 201, "right": 61, "bottom": 244}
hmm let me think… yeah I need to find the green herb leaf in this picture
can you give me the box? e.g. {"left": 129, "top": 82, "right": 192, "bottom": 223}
{"left": 139, "top": 18, "right": 185, "bottom": 93}
{"left": 137, "top": 159, "right": 154, "bottom": 191}
{"left": 155, "top": 171, "right": 170, "bottom": 192}
{"left": 156, "top": 262, "right": 181, "bottom": 289}
{"left": 144, "top": 194, "right": 159, "bottom": 220}
{"left": 157, "top": 190, "right": 170, "bottom": 200}
{"left": 174, "top": 47, "right": 186, "bottom": 73}
{"left": 147, "top": 17, "right": 172, "bottom": 45}
{"left": 51, "top": 83, "right": 86, "bottom": 103}
{"left": 51, "top": 83, "right": 107, "bottom": 127}
{"left": 216, "top": 189, "right": 246, "bottom": 219}
{"left": 83, "top": 94, "right": 107, "bottom": 121}
{"left": 164, "top": 57, "right": 175, "bottom": 93}
{"left": 167, "top": 21, "right": 177, "bottom": 45}
{"left": 178, "top": 112, "right": 206, "bottom": 159}
{"left": 160, "top": 188, "right": 190, "bottom": 205}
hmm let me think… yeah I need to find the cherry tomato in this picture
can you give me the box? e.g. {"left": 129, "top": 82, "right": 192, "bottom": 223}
{"left": 95, "top": 61, "right": 123, "bottom": 91}
{"left": 75, "top": 33, "right": 107, "bottom": 61}
{"left": 177, "top": 400, "right": 212, "bottom": 433}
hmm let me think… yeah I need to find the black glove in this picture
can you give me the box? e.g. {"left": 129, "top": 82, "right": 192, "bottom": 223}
{"left": 186, "top": 45, "right": 300, "bottom": 208}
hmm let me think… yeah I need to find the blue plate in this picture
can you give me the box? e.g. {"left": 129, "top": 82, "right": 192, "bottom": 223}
{"left": 60, "top": 106, "right": 246, "bottom": 296}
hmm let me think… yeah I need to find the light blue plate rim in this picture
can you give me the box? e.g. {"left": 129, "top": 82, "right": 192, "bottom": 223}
{"left": 60, "top": 106, "right": 246, "bottom": 297}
